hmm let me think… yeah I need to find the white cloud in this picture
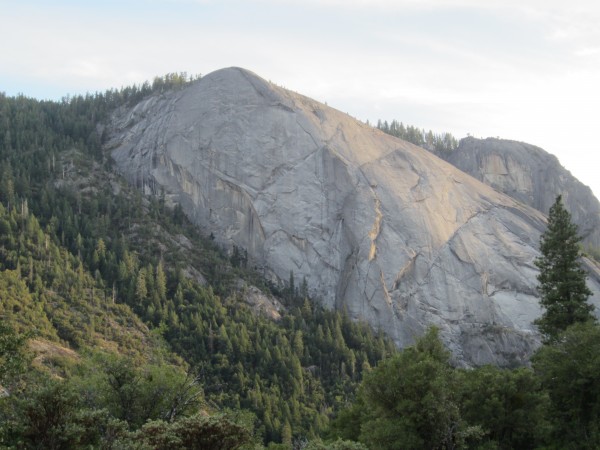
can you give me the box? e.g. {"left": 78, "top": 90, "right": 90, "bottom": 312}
{"left": 575, "top": 47, "right": 600, "bottom": 57}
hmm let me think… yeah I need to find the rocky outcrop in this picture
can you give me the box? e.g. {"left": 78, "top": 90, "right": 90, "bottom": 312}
{"left": 235, "top": 281, "right": 284, "bottom": 321}
{"left": 106, "top": 67, "right": 600, "bottom": 366}
{"left": 440, "top": 137, "right": 600, "bottom": 248}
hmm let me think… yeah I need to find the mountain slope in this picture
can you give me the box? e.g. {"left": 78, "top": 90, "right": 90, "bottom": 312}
{"left": 105, "top": 67, "right": 600, "bottom": 365}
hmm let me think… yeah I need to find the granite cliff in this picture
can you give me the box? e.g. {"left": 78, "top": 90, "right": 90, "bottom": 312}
{"left": 440, "top": 137, "right": 600, "bottom": 248}
{"left": 105, "top": 67, "right": 600, "bottom": 366}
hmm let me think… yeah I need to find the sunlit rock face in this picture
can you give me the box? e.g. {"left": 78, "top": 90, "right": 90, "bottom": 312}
{"left": 106, "top": 67, "right": 600, "bottom": 366}
{"left": 441, "top": 137, "right": 600, "bottom": 248}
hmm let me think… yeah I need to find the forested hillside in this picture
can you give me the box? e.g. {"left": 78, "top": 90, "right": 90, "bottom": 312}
{"left": 1, "top": 78, "right": 600, "bottom": 449}
{"left": 0, "top": 77, "right": 396, "bottom": 447}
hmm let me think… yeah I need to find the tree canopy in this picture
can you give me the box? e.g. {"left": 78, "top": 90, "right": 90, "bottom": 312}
{"left": 532, "top": 322, "right": 600, "bottom": 448}
{"left": 330, "top": 328, "right": 552, "bottom": 449}
{"left": 376, "top": 119, "right": 459, "bottom": 153}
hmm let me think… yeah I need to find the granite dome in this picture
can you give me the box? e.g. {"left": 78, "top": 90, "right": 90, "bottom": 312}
{"left": 106, "top": 67, "right": 600, "bottom": 366}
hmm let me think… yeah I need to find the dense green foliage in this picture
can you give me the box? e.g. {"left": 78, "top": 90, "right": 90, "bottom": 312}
{"left": 0, "top": 347, "right": 257, "bottom": 449}
{"left": 376, "top": 119, "right": 459, "bottom": 153}
{"left": 356, "top": 328, "right": 469, "bottom": 449}
{"left": 535, "top": 195, "right": 595, "bottom": 342}
{"left": 331, "top": 325, "right": 600, "bottom": 449}
{"left": 0, "top": 322, "right": 30, "bottom": 391}
{"left": 532, "top": 322, "right": 600, "bottom": 448}
{"left": 456, "top": 365, "right": 550, "bottom": 449}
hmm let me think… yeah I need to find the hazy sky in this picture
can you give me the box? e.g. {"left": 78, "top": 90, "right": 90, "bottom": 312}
{"left": 2, "top": 0, "right": 600, "bottom": 200}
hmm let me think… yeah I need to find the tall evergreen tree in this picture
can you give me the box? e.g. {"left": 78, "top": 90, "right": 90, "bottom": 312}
{"left": 534, "top": 195, "right": 595, "bottom": 341}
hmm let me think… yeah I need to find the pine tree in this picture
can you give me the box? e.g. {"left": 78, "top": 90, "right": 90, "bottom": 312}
{"left": 135, "top": 269, "right": 148, "bottom": 303}
{"left": 155, "top": 262, "right": 167, "bottom": 301}
{"left": 534, "top": 195, "right": 595, "bottom": 341}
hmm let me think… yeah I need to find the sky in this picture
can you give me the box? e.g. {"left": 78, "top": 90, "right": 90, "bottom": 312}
{"left": 2, "top": 0, "right": 600, "bottom": 199}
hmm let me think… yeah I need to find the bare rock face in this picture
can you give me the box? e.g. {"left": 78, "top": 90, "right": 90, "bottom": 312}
{"left": 441, "top": 137, "right": 600, "bottom": 248}
{"left": 106, "top": 67, "right": 600, "bottom": 366}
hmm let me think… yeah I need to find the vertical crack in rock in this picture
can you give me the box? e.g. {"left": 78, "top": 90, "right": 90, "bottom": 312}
{"left": 368, "top": 195, "right": 383, "bottom": 261}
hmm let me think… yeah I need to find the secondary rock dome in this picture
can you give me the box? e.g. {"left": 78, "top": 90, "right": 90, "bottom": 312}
{"left": 440, "top": 136, "right": 600, "bottom": 248}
